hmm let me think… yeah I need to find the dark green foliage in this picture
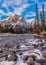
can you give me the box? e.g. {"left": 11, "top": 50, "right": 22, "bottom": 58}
{"left": 9, "top": 27, "right": 14, "bottom": 33}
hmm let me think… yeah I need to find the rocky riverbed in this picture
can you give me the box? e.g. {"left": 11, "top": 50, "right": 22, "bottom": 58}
{"left": 0, "top": 34, "right": 46, "bottom": 65}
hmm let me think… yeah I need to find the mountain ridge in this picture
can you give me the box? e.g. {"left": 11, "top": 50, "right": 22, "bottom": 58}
{"left": 0, "top": 14, "right": 37, "bottom": 29}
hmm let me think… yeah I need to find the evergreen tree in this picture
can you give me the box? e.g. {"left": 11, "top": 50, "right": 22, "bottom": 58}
{"left": 35, "top": 3, "right": 40, "bottom": 34}
{"left": 40, "top": 4, "right": 45, "bottom": 31}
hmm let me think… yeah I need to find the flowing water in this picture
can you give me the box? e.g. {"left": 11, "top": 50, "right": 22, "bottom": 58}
{"left": 0, "top": 34, "right": 46, "bottom": 65}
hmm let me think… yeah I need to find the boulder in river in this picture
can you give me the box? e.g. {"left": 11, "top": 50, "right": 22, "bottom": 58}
{"left": 22, "top": 55, "right": 29, "bottom": 62}
{"left": 7, "top": 54, "right": 17, "bottom": 61}
{"left": 41, "top": 51, "right": 46, "bottom": 58}
{"left": 0, "top": 57, "right": 6, "bottom": 62}
{"left": 22, "top": 50, "right": 33, "bottom": 62}
{"left": 8, "top": 48, "right": 15, "bottom": 54}
{"left": 35, "top": 57, "right": 46, "bottom": 63}
{"left": 27, "top": 57, "right": 34, "bottom": 65}
{"left": 0, "top": 48, "right": 3, "bottom": 53}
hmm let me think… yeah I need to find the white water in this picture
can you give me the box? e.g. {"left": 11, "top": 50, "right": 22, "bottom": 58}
{"left": 0, "top": 61, "right": 15, "bottom": 65}
{"left": 16, "top": 54, "right": 27, "bottom": 65}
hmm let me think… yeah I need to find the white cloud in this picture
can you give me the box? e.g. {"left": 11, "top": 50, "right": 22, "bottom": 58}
{"left": 32, "top": 0, "right": 39, "bottom": 3}
{"left": 13, "top": 3, "right": 30, "bottom": 15}
{"left": 1, "top": 0, "right": 46, "bottom": 20}
{"left": 24, "top": 11, "right": 36, "bottom": 19}
{"left": 2, "top": 0, "right": 28, "bottom": 7}
{"left": 0, "top": 0, "right": 28, "bottom": 5}
{"left": 0, "top": 10, "right": 4, "bottom": 14}
{"left": 1, "top": 0, "right": 30, "bottom": 17}
{"left": 13, "top": 0, "right": 22, "bottom": 5}
{"left": 0, "top": 10, "right": 13, "bottom": 17}
{"left": 1, "top": 3, "right": 29, "bottom": 16}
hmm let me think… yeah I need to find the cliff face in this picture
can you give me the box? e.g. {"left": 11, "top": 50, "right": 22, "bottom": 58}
{"left": 0, "top": 14, "right": 27, "bottom": 29}
{"left": 0, "top": 16, "right": 39, "bottom": 29}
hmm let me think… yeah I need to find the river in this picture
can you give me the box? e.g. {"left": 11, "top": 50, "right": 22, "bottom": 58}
{"left": 0, "top": 34, "right": 46, "bottom": 65}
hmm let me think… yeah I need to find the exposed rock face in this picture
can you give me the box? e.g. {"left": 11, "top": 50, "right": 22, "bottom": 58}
{"left": 0, "top": 14, "right": 27, "bottom": 29}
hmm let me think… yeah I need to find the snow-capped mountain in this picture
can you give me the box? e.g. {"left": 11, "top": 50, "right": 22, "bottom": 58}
{"left": 0, "top": 14, "right": 38, "bottom": 29}
{"left": 27, "top": 19, "right": 37, "bottom": 24}
{"left": 26, "top": 19, "right": 37, "bottom": 27}
{"left": 0, "top": 14, "right": 27, "bottom": 29}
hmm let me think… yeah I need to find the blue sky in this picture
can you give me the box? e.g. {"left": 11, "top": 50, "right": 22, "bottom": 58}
{"left": 0, "top": 0, "right": 46, "bottom": 21}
